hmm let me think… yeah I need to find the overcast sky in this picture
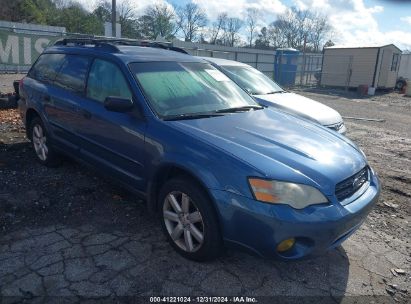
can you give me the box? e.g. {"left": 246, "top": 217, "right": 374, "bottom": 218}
{"left": 77, "top": 0, "right": 411, "bottom": 50}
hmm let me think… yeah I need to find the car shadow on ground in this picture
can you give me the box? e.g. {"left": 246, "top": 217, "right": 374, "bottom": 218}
{"left": 0, "top": 140, "right": 350, "bottom": 298}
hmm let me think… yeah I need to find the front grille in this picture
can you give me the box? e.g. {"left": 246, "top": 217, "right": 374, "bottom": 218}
{"left": 335, "top": 167, "right": 369, "bottom": 201}
{"left": 327, "top": 122, "right": 344, "bottom": 131}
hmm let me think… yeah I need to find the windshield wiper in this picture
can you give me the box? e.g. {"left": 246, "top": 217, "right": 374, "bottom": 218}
{"left": 215, "top": 105, "right": 263, "bottom": 113}
{"left": 163, "top": 112, "right": 225, "bottom": 121}
{"left": 266, "top": 90, "right": 286, "bottom": 94}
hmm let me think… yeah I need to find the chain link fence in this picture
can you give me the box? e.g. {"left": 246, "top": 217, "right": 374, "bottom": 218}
{"left": 172, "top": 41, "right": 337, "bottom": 89}
{"left": 1, "top": 23, "right": 362, "bottom": 91}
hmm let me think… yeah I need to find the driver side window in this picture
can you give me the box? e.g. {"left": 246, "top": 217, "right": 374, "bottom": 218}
{"left": 86, "top": 59, "right": 132, "bottom": 103}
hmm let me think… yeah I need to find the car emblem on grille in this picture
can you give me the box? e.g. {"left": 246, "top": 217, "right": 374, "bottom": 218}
{"left": 353, "top": 176, "right": 360, "bottom": 188}
{"left": 352, "top": 173, "right": 365, "bottom": 189}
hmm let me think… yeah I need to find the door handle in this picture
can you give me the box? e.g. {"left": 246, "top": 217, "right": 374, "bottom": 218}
{"left": 82, "top": 110, "right": 92, "bottom": 119}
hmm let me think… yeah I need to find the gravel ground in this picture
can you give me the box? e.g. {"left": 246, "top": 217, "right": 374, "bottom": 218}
{"left": 0, "top": 75, "right": 410, "bottom": 303}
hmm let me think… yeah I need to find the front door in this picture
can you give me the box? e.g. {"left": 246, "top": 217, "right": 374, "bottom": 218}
{"left": 76, "top": 58, "right": 146, "bottom": 191}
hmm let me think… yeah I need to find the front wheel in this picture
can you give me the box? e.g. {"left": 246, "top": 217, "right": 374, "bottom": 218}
{"left": 158, "top": 178, "right": 223, "bottom": 261}
{"left": 29, "top": 117, "right": 61, "bottom": 167}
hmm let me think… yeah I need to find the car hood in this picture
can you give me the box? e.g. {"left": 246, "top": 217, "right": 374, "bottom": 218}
{"left": 254, "top": 92, "right": 343, "bottom": 126}
{"left": 169, "top": 108, "right": 365, "bottom": 195}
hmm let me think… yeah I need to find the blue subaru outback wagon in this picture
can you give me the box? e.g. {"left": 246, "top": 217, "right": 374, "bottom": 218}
{"left": 18, "top": 38, "right": 380, "bottom": 261}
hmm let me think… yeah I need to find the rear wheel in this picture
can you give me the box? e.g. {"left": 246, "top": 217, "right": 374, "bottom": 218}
{"left": 158, "top": 178, "right": 223, "bottom": 261}
{"left": 29, "top": 117, "right": 61, "bottom": 167}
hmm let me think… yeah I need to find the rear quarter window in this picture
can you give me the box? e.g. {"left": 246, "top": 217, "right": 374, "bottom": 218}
{"left": 28, "top": 53, "right": 65, "bottom": 83}
{"left": 55, "top": 55, "right": 91, "bottom": 94}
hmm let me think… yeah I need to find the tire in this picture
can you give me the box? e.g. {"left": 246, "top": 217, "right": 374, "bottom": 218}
{"left": 158, "top": 178, "right": 223, "bottom": 261}
{"left": 29, "top": 117, "right": 61, "bottom": 167}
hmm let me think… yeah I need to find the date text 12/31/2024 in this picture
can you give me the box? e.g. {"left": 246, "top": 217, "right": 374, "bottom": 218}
{"left": 150, "top": 297, "right": 258, "bottom": 303}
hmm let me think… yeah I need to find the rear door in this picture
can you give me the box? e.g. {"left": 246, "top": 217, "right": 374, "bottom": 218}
{"left": 46, "top": 54, "right": 92, "bottom": 151}
{"left": 24, "top": 53, "right": 65, "bottom": 125}
{"left": 76, "top": 58, "right": 147, "bottom": 190}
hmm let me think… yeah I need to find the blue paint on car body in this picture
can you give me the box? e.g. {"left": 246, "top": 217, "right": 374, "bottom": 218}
{"left": 19, "top": 41, "right": 380, "bottom": 260}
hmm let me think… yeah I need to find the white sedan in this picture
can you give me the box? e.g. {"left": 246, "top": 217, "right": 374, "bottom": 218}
{"left": 202, "top": 57, "right": 346, "bottom": 134}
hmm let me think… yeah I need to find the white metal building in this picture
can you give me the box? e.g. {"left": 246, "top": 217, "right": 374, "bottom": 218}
{"left": 398, "top": 53, "right": 411, "bottom": 80}
{"left": 320, "top": 44, "right": 402, "bottom": 89}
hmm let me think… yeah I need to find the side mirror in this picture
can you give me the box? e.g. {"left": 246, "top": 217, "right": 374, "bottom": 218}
{"left": 104, "top": 96, "right": 134, "bottom": 113}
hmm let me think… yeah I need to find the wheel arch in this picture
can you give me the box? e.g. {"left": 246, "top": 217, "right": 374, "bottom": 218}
{"left": 25, "top": 108, "right": 41, "bottom": 139}
{"left": 146, "top": 163, "right": 219, "bottom": 216}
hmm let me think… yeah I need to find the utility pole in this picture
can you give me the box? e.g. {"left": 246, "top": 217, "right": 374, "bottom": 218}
{"left": 111, "top": 0, "right": 116, "bottom": 37}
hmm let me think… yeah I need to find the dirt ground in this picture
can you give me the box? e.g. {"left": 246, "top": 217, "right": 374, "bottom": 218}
{"left": 0, "top": 74, "right": 410, "bottom": 303}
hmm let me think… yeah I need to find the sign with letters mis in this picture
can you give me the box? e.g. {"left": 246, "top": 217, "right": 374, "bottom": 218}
{"left": 0, "top": 29, "right": 60, "bottom": 66}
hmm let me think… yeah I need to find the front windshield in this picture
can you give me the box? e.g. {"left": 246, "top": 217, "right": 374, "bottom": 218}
{"left": 130, "top": 61, "right": 258, "bottom": 118}
{"left": 222, "top": 65, "right": 283, "bottom": 95}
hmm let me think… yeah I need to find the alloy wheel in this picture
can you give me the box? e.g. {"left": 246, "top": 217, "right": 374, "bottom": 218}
{"left": 163, "top": 191, "right": 205, "bottom": 252}
{"left": 32, "top": 124, "right": 48, "bottom": 161}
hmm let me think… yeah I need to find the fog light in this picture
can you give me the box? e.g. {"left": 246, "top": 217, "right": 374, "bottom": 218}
{"left": 276, "top": 238, "right": 295, "bottom": 252}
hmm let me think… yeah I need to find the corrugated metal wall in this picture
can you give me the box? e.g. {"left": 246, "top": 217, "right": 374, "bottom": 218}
{"left": 172, "top": 40, "right": 276, "bottom": 78}
{"left": 0, "top": 21, "right": 66, "bottom": 35}
{"left": 321, "top": 46, "right": 401, "bottom": 89}
{"left": 399, "top": 54, "right": 411, "bottom": 79}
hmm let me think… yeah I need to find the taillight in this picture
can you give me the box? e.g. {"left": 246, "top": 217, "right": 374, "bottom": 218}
{"left": 18, "top": 77, "right": 25, "bottom": 95}
{"left": 19, "top": 77, "right": 24, "bottom": 89}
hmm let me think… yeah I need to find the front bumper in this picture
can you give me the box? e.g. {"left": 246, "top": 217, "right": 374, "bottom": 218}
{"left": 211, "top": 171, "right": 379, "bottom": 259}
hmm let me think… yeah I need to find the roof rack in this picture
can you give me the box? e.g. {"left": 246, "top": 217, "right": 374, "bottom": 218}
{"left": 53, "top": 38, "right": 188, "bottom": 54}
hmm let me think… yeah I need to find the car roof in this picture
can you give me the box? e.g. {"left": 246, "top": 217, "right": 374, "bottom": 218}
{"left": 45, "top": 44, "right": 205, "bottom": 64}
{"left": 200, "top": 56, "right": 250, "bottom": 67}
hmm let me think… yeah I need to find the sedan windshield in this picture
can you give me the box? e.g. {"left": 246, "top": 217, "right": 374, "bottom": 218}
{"left": 222, "top": 65, "right": 283, "bottom": 95}
{"left": 130, "top": 62, "right": 259, "bottom": 119}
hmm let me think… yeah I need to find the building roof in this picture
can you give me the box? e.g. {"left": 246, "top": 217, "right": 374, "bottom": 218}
{"left": 325, "top": 44, "right": 402, "bottom": 52}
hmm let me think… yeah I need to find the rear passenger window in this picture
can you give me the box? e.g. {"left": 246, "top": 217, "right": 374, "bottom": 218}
{"left": 55, "top": 55, "right": 91, "bottom": 94}
{"left": 86, "top": 59, "right": 132, "bottom": 103}
{"left": 29, "top": 53, "right": 65, "bottom": 83}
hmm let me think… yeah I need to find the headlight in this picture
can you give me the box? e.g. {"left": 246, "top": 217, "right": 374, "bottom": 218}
{"left": 248, "top": 178, "right": 328, "bottom": 209}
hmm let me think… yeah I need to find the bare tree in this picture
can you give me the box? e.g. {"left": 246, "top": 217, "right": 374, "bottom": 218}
{"left": 223, "top": 17, "right": 243, "bottom": 47}
{"left": 245, "top": 8, "right": 259, "bottom": 47}
{"left": 139, "top": 3, "right": 177, "bottom": 40}
{"left": 209, "top": 13, "right": 227, "bottom": 44}
{"left": 93, "top": 0, "right": 111, "bottom": 22}
{"left": 117, "top": 0, "right": 139, "bottom": 38}
{"left": 255, "top": 27, "right": 270, "bottom": 49}
{"left": 307, "top": 11, "right": 332, "bottom": 52}
{"left": 267, "top": 25, "right": 287, "bottom": 48}
{"left": 92, "top": 0, "right": 138, "bottom": 38}
{"left": 176, "top": 3, "right": 207, "bottom": 42}
{"left": 267, "top": 7, "right": 332, "bottom": 52}
{"left": 268, "top": 11, "right": 296, "bottom": 49}
{"left": 323, "top": 40, "right": 335, "bottom": 48}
